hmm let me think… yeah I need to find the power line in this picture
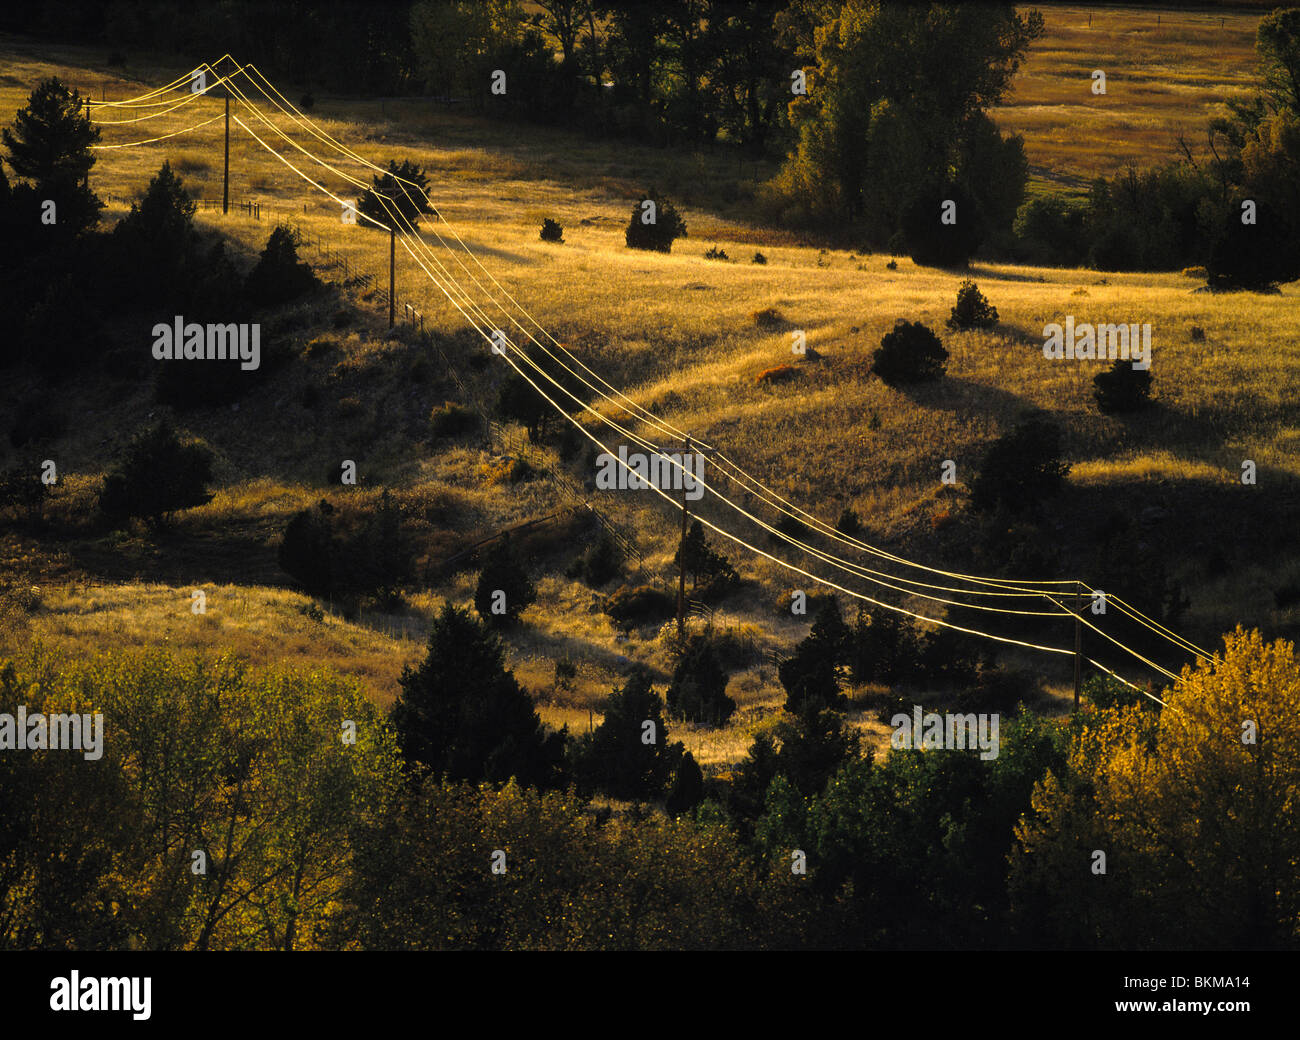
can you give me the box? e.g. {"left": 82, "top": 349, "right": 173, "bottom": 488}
{"left": 96, "top": 59, "right": 1206, "bottom": 703}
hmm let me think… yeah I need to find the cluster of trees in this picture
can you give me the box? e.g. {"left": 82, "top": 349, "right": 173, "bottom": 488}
{"left": 4, "top": 624, "right": 1293, "bottom": 949}
{"left": 0, "top": 1, "right": 419, "bottom": 96}
{"left": 1, "top": 78, "right": 318, "bottom": 400}
{"left": 762, "top": 3, "right": 1042, "bottom": 264}
{"left": 278, "top": 492, "right": 414, "bottom": 608}
{"left": 1014, "top": 8, "right": 1300, "bottom": 287}
{"left": 410, "top": 1, "right": 798, "bottom": 150}
{"left": 13, "top": 5, "right": 1300, "bottom": 279}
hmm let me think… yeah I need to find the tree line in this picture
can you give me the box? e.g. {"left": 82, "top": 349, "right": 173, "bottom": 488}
{"left": 1, "top": 620, "right": 1295, "bottom": 950}
{"left": 6, "top": 4, "right": 1300, "bottom": 277}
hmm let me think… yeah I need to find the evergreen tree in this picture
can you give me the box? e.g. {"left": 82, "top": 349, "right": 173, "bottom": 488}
{"left": 666, "top": 636, "right": 736, "bottom": 726}
{"left": 673, "top": 519, "right": 738, "bottom": 595}
{"left": 771, "top": 703, "right": 861, "bottom": 798}
{"left": 245, "top": 225, "right": 320, "bottom": 307}
{"left": 665, "top": 751, "right": 704, "bottom": 816}
{"left": 1, "top": 77, "right": 102, "bottom": 238}
{"left": 392, "top": 602, "right": 564, "bottom": 787}
{"left": 357, "top": 159, "right": 432, "bottom": 230}
{"left": 574, "top": 667, "right": 682, "bottom": 800}
{"left": 474, "top": 533, "right": 537, "bottom": 627}
{"left": 111, "top": 160, "right": 198, "bottom": 299}
{"left": 278, "top": 502, "right": 335, "bottom": 595}
{"left": 351, "top": 490, "right": 412, "bottom": 608}
{"left": 780, "top": 598, "right": 850, "bottom": 713}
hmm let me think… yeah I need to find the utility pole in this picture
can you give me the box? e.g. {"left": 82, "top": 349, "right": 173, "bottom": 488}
{"left": 223, "top": 93, "right": 230, "bottom": 215}
{"left": 1073, "top": 582, "right": 1083, "bottom": 709}
{"left": 389, "top": 225, "right": 396, "bottom": 328}
{"left": 677, "top": 435, "right": 691, "bottom": 638}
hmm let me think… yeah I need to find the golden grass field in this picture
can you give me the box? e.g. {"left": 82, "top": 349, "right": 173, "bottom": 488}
{"left": 2, "top": 5, "right": 1298, "bottom": 767}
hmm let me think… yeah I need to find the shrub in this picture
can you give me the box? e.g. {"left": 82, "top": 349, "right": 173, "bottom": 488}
{"left": 886, "top": 259, "right": 898, "bottom": 270}
{"left": 300, "top": 93, "right": 315, "bottom": 111}
{"left": 871, "top": 320, "right": 948, "bottom": 385}
{"left": 1274, "top": 579, "right": 1300, "bottom": 610}
{"left": 835, "top": 508, "right": 861, "bottom": 536}
{"left": 1093, "top": 359, "right": 1153, "bottom": 414}
{"left": 946, "top": 279, "right": 998, "bottom": 330}
{"left": 496, "top": 374, "right": 552, "bottom": 442}
{"left": 756, "top": 364, "right": 799, "bottom": 384}
{"left": 752, "top": 307, "right": 785, "bottom": 328}
{"left": 245, "top": 225, "right": 320, "bottom": 307}
{"left": 1082, "top": 673, "right": 1149, "bottom": 711}
{"left": 279, "top": 494, "right": 411, "bottom": 602}
{"left": 752, "top": 251, "right": 767, "bottom": 265}
{"left": 305, "top": 337, "right": 336, "bottom": 359}
{"left": 703, "top": 245, "right": 729, "bottom": 261}
{"left": 9, "top": 400, "right": 66, "bottom": 448}
{"left": 969, "top": 416, "right": 1070, "bottom": 514}
{"left": 1013, "top": 194, "right": 1087, "bottom": 265}
{"left": 278, "top": 501, "right": 335, "bottom": 595}
{"left": 474, "top": 534, "right": 536, "bottom": 628}
{"left": 605, "top": 585, "right": 675, "bottom": 628}
{"left": 540, "top": 218, "right": 564, "bottom": 243}
{"left": 665, "top": 752, "right": 705, "bottom": 815}
{"left": 99, "top": 420, "right": 213, "bottom": 527}
{"left": 429, "top": 401, "right": 478, "bottom": 438}
{"left": 625, "top": 192, "right": 687, "bottom": 252}
{"left": 666, "top": 637, "right": 736, "bottom": 726}
{"left": 478, "top": 457, "right": 534, "bottom": 485}
{"left": 574, "top": 530, "right": 621, "bottom": 587}
{"left": 553, "top": 658, "right": 577, "bottom": 691}
{"left": 770, "top": 513, "right": 811, "bottom": 545}
{"left": 1189, "top": 325, "right": 1206, "bottom": 342}
{"left": 0, "top": 464, "right": 49, "bottom": 523}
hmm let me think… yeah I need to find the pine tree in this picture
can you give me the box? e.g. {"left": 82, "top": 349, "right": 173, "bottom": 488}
{"left": 665, "top": 751, "right": 704, "bottom": 815}
{"left": 474, "top": 533, "right": 537, "bottom": 627}
{"left": 357, "top": 159, "right": 432, "bottom": 230}
{"left": 575, "top": 668, "right": 681, "bottom": 799}
{"left": 111, "top": 161, "right": 198, "bottom": 298}
{"left": 780, "top": 598, "right": 850, "bottom": 713}
{"left": 666, "top": 637, "right": 736, "bottom": 726}
{"left": 245, "top": 225, "right": 320, "bottom": 307}
{"left": 1, "top": 77, "right": 102, "bottom": 237}
{"left": 392, "top": 602, "right": 564, "bottom": 788}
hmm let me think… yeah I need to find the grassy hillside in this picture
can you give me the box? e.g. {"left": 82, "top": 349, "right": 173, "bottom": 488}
{"left": 2, "top": 7, "right": 1298, "bottom": 771}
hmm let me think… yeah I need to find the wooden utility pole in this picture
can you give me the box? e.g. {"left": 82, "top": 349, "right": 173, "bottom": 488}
{"left": 1073, "top": 582, "right": 1083, "bottom": 709}
{"left": 223, "top": 94, "right": 230, "bottom": 215}
{"left": 677, "top": 435, "right": 691, "bottom": 638}
{"left": 388, "top": 225, "right": 396, "bottom": 328}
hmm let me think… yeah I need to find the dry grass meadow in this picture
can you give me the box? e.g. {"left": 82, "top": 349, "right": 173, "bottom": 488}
{"left": 2, "top": 5, "right": 1298, "bottom": 768}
